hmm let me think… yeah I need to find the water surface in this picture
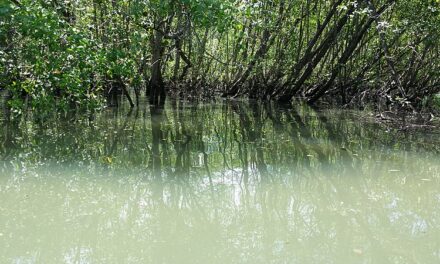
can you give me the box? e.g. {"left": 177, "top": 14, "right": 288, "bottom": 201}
{"left": 1, "top": 100, "right": 440, "bottom": 263}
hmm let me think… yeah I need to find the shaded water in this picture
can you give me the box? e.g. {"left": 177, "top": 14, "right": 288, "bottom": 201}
{"left": 1, "top": 100, "right": 440, "bottom": 263}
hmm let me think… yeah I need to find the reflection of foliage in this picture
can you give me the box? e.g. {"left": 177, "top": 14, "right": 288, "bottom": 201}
{"left": 1, "top": 100, "right": 438, "bottom": 178}
{"left": 1, "top": 101, "right": 440, "bottom": 263}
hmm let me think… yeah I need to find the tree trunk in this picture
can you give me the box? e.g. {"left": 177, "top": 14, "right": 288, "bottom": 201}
{"left": 278, "top": 2, "right": 355, "bottom": 102}
{"left": 149, "top": 28, "right": 166, "bottom": 106}
{"left": 308, "top": 2, "right": 392, "bottom": 104}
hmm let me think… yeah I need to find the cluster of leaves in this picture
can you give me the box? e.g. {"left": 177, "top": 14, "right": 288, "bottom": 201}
{"left": 1, "top": 1, "right": 102, "bottom": 114}
{"left": 1, "top": 0, "right": 440, "bottom": 113}
{"left": 433, "top": 94, "right": 440, "bottom": 110}
{"left": 1, "top": 0, "right": 237, "bottom": 114}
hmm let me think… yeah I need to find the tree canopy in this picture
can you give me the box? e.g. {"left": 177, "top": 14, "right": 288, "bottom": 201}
{"left": 1, "top": 0, "right": 440, "bottom": 112}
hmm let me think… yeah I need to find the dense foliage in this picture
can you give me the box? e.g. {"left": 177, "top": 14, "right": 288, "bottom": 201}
{"left": 1, "top": 0, "right": 440, "bottom": 111}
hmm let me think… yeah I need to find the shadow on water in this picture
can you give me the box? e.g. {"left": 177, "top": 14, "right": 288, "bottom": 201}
{"left": 1, "top": 99, "right": 440, "bottom": 263}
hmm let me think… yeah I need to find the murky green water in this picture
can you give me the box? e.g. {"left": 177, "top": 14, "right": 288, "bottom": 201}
{"left": 1, "top": 100, "right": 440, "bottom": 263}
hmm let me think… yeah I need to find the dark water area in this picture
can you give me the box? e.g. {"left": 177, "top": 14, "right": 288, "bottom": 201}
{"left": 0, "top": 99, "right": 439, "bottom": 263}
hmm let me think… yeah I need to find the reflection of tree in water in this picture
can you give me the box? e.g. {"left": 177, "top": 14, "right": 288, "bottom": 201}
{"left": 123, "top": 100, "right": 439, "bottom": 261}
{"left": 1, "top": 101, "right": 440, "bottom": 263}
{"left": 1, "top": 100, "right": 439, "bottom": 176}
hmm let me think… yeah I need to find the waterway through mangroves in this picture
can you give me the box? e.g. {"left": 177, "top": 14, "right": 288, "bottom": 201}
{"left": 1, "top": 100, "right": 439, "bottom": 263}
